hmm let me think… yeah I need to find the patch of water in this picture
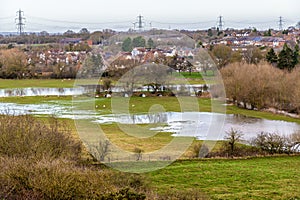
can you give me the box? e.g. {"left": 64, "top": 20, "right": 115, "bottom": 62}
{"left": 0, "top": 87, "right": 90, "bottom": 97}
{"left": 1, "top": 101, "right": 299, "bottom": 141}
{"left": 0, "top": 102, "right": 98, "bottom": 120}
{"left": 94, "top": 112, "right": 300, "bottom": 140}
{"left": 0, "top": 84, "right": 207, "bottom": 98}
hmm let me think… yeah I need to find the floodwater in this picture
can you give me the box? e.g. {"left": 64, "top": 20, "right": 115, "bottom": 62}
{"left": 0, "top": 87, "right": 88, "bottom": 97}
{"left": 0, "top": 84, "right": 207, "bottom": 97}
{"left": 94, "top": 112, "right": 300, "bottom": 140}
{"left": 1, "top": 100, "right": 299, "bottom": 141}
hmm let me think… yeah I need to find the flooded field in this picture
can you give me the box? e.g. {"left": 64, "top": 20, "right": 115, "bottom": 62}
{"left": 1, "top": 100, "right": 299, "bottom": 141}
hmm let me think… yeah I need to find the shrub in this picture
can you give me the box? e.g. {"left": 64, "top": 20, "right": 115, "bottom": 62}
{"left": 192, "top": 143, "right": 210, "bottom": 158}
{"left": 251, "top": 131, "right": 300, "bottom": 154}
{"left": 0, "top": 115, "right": 82, "bottom": 161}
{"left": 0, "top": 115, "right": 150, "bottom": 199}
{"left": 0, "top": 157, "right": 147, "bottom": 199}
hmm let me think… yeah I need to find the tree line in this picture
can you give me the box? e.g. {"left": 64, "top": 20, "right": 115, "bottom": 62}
{"left": 122, "top": 36, "right": 155, "bottom": 52}
{"left": 221, "top": 62, "right": 300, "bottom": 113}
{"left": 266, "top": 44, "right": 299, "bottom": 71}
{"left": 210, "top": 43, "right": 299, "bottom": 71}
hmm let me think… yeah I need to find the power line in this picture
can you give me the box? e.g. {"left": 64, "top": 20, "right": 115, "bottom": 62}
{"left": 2, "top": 12, "right": 298, "bottom": 32}
{"left": 149, "top": 20, "right": 215, "bottom": 25}
{"left": 15, "top": 9, "right": 25, "bottom": 35}
{"left": 0, "top": 16, "right": 14, "bottom": 20}
{"left": 27, "top": 15, "right": 132, "bottom": 25}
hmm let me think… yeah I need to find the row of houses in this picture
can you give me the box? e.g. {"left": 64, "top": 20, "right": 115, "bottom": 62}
{"left": 124, "top": 47, "right": 194, "bottom": 61}
{"left": 212, "top": 36, "right": 286, "bottom": 48}
{"left": 212, "top": 30, "right": 300, "bottom": 49}
{"left": 27, "top": 49, "right": 87, "bottom": 66}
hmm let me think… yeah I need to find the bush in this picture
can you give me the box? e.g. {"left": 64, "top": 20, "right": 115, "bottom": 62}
{"left": 192, "top": 143, "right": 210, "bottom": 158}
{"left": 0, "top": 157, "right": 147, "bottom": 199}
{"left": 101, "top": 188, "right": 146, "bottom": 200}
{"left": 251, "top": 131, "right": 300, "bottom": 154}
{"left": 0, "top": 115, "right": 150, "bottom": 199}
{"left": 0, "top": 115, "right": 82, "bottom": 161}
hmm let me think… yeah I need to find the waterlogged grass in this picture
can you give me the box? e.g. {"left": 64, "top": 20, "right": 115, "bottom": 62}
{"left": 0, "top": 95, "right": 72, "bottom": 104}
{"left": 1, "top": 95, "right": 300, "bottom": 124}
{"left": 100, "top": 123, "right": 174, "bottom": 152}
{"left": 0, "top": 73, "right": 208, "bottom": 89}
{"left": 148, "top": 156, "right": 300, "bottom": 199}
{"left": 0, "top": 79, "right": 76, "bottom": 88}
{"left": 226, "top": 104, "right": 300, "bottom": 123}
{"left": 0, "top": 78, "right": 109, "bottom": 88}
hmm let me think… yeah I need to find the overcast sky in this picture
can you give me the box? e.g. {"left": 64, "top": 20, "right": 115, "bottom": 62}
{"left": 1, "top": 0, "right": 299, "bottom": 32}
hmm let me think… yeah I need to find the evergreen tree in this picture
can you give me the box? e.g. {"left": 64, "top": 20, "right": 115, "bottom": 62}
{"left": 266, "top": 48, "right": 278, "bottom": 64}
{"left": 278, "top": 43, "right": 294, "bottom": 71}
{"left": 292, "top": 44, "right": 299, "bottom": 67}
{"left": 264, "top": 29, "right": 272, "bottom": 36}
{"left": 147, "top": 38, "right": 155, "bottom": 49}
{"left": 132, "top": 36, "right": 146, "bottom": 48}
{"left": 122, "top": 37, "right": 132, "bottom": 52}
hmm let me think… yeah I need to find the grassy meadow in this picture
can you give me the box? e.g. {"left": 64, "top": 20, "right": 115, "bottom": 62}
{"left": 0, "top": 72, "right": 209, "bottom": 89}
{"left": 148, "top": 156, "right": 300, "bottom": 199}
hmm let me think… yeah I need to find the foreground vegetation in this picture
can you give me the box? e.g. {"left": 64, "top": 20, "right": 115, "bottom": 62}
{"left": 1, "top": 114, "right": 299, "bottom": 199}
{"left": 148, "top": 156, "right": 300, "bottom": 199}
{"left": 0, "top": 115, "right": 148, "bottom": 199}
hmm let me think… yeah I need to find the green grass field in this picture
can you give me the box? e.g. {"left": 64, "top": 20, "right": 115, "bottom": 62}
{"left": 0, "top": 72, "right": 208, "bottom": 89}
{"left": 148, "top": 156, "right": 300, "bottom": 199}
{"left": 0, "top": 79, "right": 76, "bottom": 88}
{"left": 0, "top": 78, "right": 111, "bottom": 88}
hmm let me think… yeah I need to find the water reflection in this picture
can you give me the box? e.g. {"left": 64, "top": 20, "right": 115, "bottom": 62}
{"left": 0, "top": 84, "right": 208, "bottom": 97}
{"left": 0, "top": 87, "right": 89, "bottom": 97}
{"left": 0, "top": 100, "right": 299, "bottom": 140}
{"left": 95, "top": 112, "right": 300, "bottom": 140}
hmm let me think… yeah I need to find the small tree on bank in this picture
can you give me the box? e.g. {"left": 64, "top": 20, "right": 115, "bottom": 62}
{"left": 223, "top": 128, "right": 244, "bottom": 157}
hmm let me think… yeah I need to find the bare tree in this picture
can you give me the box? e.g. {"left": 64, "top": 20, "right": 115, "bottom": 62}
{"left": 211, "top": 44, "right": 232, "bottom": 69}
{"left": 220, "top": 62, "right": 294, "bottom": 111}
{"left": 243, "top": 47, "right": 263, "bottom": 64}
{"left": 223, "top": 128, "right": 244, "bottom": 157}
{"left": 89, "top": 140, "right": 111, "bottom": 161}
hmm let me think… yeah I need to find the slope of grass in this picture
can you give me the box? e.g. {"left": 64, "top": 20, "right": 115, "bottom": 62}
{"left": 148, "top": 156, "right": 300, "bottom": 199}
